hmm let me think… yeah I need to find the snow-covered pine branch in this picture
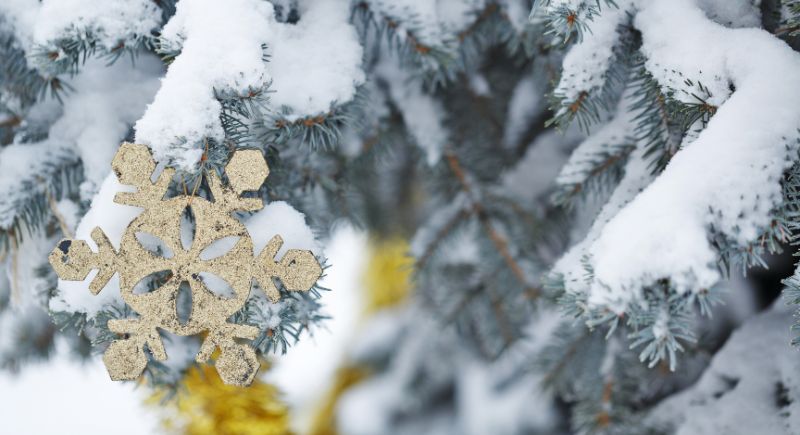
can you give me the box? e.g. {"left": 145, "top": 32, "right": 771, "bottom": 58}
{"left": 136, "top": 0, "right": 364, "bottom": 170}
{"left": 1, "top": 0, "right": 800, "bottom": 430}
{"left": 545, "top": 0, "right": 800, "bottom": 367}
{"left": 0, "top": 0, "right": 163, "bottom": 76}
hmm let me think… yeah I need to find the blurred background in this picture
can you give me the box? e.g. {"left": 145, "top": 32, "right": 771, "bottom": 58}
{"left": 1, "top": 224, "right": 793, "bottom": 434}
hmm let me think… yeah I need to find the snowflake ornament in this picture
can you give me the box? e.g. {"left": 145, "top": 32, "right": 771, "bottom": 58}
{"left": 49, "top": 143, "right": 322, "bottom": 386}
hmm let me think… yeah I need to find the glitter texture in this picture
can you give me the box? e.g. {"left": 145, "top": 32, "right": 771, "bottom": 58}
{"left": 49, "top": 143, "right": 322, "bottom": 386}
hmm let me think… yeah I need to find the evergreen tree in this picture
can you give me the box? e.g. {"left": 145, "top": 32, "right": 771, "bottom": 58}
{"left": 1, "top": 0, "right": 799, "bottom": 433}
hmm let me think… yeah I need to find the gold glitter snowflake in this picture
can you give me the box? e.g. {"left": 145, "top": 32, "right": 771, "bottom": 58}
{"left": 49, "top": 143, "right": 322, "bottom": 386}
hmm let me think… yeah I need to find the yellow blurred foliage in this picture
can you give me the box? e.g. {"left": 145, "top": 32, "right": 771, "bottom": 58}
{"left": 361, "top": 236, "right": 414, "bottom": 314}
{"left": 308, "top": 366, "right": 371, "bottom": 435}
{"left": 149, "top": 363, "right": 292, "bottom": 435}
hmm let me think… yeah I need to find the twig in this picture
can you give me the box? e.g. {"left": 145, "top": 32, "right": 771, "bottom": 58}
{"left": 541, "top": 331, "right": 591, "bottom": 386}
{"left": 445, "top": 150, "right": 542, "bottom": 299}
{"left": 457, "top": 3, "right": 502, "bottom": 42}
{"left": 595, "top": 380, "right": 614, "bottom": 427}
{"left": 46, "top": 188, "right": 73, "bottom": 239}
{"left": 486, "top": 283, "right": 515, "bottom": 347}
{"left": 9, "top": 230, "right": 19, "bottom": 305}
{"left": 416, "top": 207, "right": 473, "bottom": 270}
{"left": 187, "top": 138, "right": 210, "bottom": 205}
{"left": 445, "top": 284, "right": 484, "bottom": 323}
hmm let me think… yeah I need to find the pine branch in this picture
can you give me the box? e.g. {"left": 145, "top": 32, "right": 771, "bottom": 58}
{"left": 778, "top": 1, "right": 800, "bottom": 36}
{"left": 541, "top": 329, "right": 591, "bottom": 386}
{"left": 444, "top": 150, "right": 541, "bottom": 299}
{"left": 553, "top": 142, "right": 635, "bottom": 206}
{"left": 628, "top": 59, "right": 683, "bottom": 173}
{"left": 0, "top": 147, "right": 82, "bottom": 254}
{"left": 532, "top": 0, "right": 620, "bottom": 43}
{"left": 416, "top": 207, "right": 473, "bottom": 270}
{"left": 351, "top": 1, "right": 457, "bottom": 82}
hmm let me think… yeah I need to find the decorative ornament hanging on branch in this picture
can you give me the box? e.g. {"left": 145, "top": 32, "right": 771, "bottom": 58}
{"left": 48, "top": 143, "right": 322, "bottom": 387}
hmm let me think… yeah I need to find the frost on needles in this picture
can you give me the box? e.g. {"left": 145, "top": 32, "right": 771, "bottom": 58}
{"left": 1, "top": 0, "right": 800, "bottom": 433}
{"left": 135, "top": 0, "right": 364, "bottom": 170}
{"left": 542, "top": 0, "right": 800, "bottom": 369}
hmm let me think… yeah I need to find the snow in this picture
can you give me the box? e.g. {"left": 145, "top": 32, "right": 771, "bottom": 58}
{"left": 0, "top": 142, "right": 74, "bottom": 228}
{"left": 501, "top": 0, "right": 532, "bottom": 31}
{"left": 0, "top": 0, "right": 160, "bottom": 52}
{"left": 437, "top": 0, "right": 487, "bottom": 31}
{"left": 695, "top": 0, "right": 761, "bottom": 28}
{"left": 135, "top": 0, "right": 365, "bottom": 170}
{"left": 646, "top": 302, "right": 800, "bottom": 434}
{"left": 366, "top": 0, "right": 486, "bottom": 49}
{"left": 246, "top": 200, "right": 320, "bottom": 257}
{"left": 502, "top": 76, "right": 543, "bottom": 148}
{"left": 375, "top": 56, "right": 448, "bottom": 165}
{"left": 552, "top": 0, "right": 634, "bottom": 104}
{"left": 55, "top": 199, "right": 81, "bottom": 234}
{"left": 549, "top": 94, "right": 644, "bottom": 295}
{"left": 337, "top": 305, "right": 564, "bottom": 435}
{"left": 34, "top": 0, "right": 160, "bottom": 49}
{"left": 580, "top": 0, "right": 800, "bottom": 310}
{"left": 560, "top": 0, "right": 800, "bottom": 312}
{"left": 502, "top": 129, "right": 577, "bottom": 202}
{"left": 0, "top": 0, "right": 40, "bottom": 46}
{"left": 49, "top": 174, "right": 137, "bottom": 317}
{"left": 0, "top": 56, "right": 161, "bottom": 229}
{"left": 337, "top": 309, "right": 461, "bottom": 435}
{"left": 55, "top": 58, "right": 162, "bottom": 196}
{"left": 347, "top": 308, "right": 409, "bottom": 360}
{"left": 337, "top": 372, "right": 405, "bottom": 435}
{"left": 0, "top": 341, "right": 160, "bottom": 435}
{"left": 554, "top": 140, "right": 655, "bottom": 307}
{"left": 454, "top": 310, "right": 562, "bottom": 434}
{"left": 265, "top": 224, "right": 368, "bottom": 432}
{"left": 268, "top": 0, "right": 365, "bottom": 118}
{"left": 468, "top": 72, "right": 491, "bottom": 96}
{"left": 135, "top": 0, "right": 273, "bottom": 170}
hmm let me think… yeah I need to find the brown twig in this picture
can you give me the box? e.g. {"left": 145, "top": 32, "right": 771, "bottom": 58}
{"left": 595, "top": 380, "right": 614, "bottom": 427}
{"left": 569, "top": 91, "right": 589, "bottom": 114}
{"left": 457, "top": 3, "right": 502, "bottom": 42}
{"left": 445, "top": 150, "right": 542, "bottom": 299}
{"left": 445, "top": 284, "right": 483, "bottom": 323}
{"left": 46, "top": 188, "right": 73, "bottom": 239}
{"left": 416, "top": 207, "right": 473, "bottom": 270}
{"left": 9, "top": 230, "right": 19, "bottom": 305}
{"left": 541, "top": 331, "right": 591, "bottom": 386}
{"left": 355, "top": 2, "right": 434, "bottom": 54}
{"left": 0, "top": 115, "right": 21, "bottom": 129}
{"left": 564, "top": 147, "right": 633, "bottom": 199}
{"left": 486, "top": 283, "right": 515, "bottom": 347}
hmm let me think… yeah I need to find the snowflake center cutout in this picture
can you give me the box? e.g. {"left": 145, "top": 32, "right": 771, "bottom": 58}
{"left": 49, "top": 143, "right": 322, "bottom": 386}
